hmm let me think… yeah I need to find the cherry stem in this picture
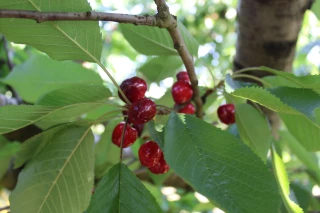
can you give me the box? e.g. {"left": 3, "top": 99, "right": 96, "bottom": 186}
{"left": 232, "top": 74, "right": 272, "bottom": 88}
{"left": 156, "top": 104, "right": 174, "bottom": 111}
{"left": 119, "top": 118, "right": 129, "bottom": 163}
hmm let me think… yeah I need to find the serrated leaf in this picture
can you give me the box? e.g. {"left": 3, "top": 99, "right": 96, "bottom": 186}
{"left": 0, "top": 136, "right": 20, "bottom": 179}
{"left": 87, "top": 163, "right": 162, "bottom": 213}
{"left": 139, "top": 56, "right": 183, "bottom": 82}
{"left": 1, "top": 55, "right": 103, "bottom": 103}
{"left": 0, "top": 103, "right": 105, "bottom": 134}
{"left": 263, "top": 76, "right": 301, "bottom": 89}
{"left": 10, "top": 126, "right": 94, "bottom": 213}
{"left": 235, "top": 103, "right": 272, "bottom": 161}
{"left": 0, "top": 1, "right": 102, "bottom": 62}
{"left": 37, "top": 85, "right": 111, "bottom": 106}
{"left": 147, "top": 120, "right": 164, "bottom": 149}
{"left": 120, "top": 21, "right": 199, "bottom": 56}
{"left": 279, "top": 131, "right": 320, "bottom": 183}
{"left": 271, "top": 147, "right": 303, "bottom": 213}
{"left": 164, "top": 113, "right": 281, "bottom": 213}
{"left": 14, "top": 125, "right": 70, "bottom": 169}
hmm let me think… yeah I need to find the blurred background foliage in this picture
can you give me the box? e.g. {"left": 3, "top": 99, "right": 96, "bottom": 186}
{"left": 0, "top": 0, "right": 320, "bottom": 212}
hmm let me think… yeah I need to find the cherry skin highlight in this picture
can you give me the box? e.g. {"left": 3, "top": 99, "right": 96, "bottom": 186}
{"left": 177, "top": 103, "right": 195, "bottom": 114}
{"left": 112, "top": 122, "right": 138, "bottom": 148}
{"left": 118, "top": 77, "right": 147, "bottom": 103}
{"left": 148, "top": 153, "right": 170, "bottom": 174}
{"left": 171, "top": 81, "right": 193, "bottom": 104}
{"left": 217, "top": 104, "right": 235, "bottom": 125}
{"left": 176, "top": 71, "right": 190, "bottom": 82}
{"left": 128, "top": 98, "right": 157, "bottom": 125}
{"left": 138, "top": 141, "right": 162, "bottom": 168}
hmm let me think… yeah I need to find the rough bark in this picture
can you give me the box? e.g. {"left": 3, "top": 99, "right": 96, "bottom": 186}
{"left": 234, "top": 0, "right": 313, "bottom": 136}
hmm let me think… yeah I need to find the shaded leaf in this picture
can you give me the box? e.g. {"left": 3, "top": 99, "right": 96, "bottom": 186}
{"left": 88, "top": 163, "right": 162, "bottom": 213}
{"left": 235, "top": 103, "right": 272, "bottom": 161}
{"left": 271, "top": 147, "right": 303, "bottom": 213}
{"left": 147, "top": 120, "right": 165, "bottom": 149}
{"left": 0, "top": 0, "right": 101, "bottom": 62}
{"left": 1, "top": 55, "right": 103, "bottom": 103}
{"left": 0, "top": 136, "right": 20, "bottom": 178}
{"left": 164, "top": 113, "right": 280, "bottom": 213}
{"left": 312, "top": 0, "right": 320, "bottom": 21}
{"left": 10, "top": 126, "right": 94, "bottom": 213}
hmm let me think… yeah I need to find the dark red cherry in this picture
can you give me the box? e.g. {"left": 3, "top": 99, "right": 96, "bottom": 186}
{"left": 138, "top": 141, "right": 162, "bottom": 168}
{"left": 148, "top": 153, "right": 170, "bottom": 174}
{"left": 217, "top": 104, "right": 235, "bottom": 125}
{"left": 118, "top": 77, "right": 147, "bottom": 103}
{"left": 177, "top": 103, "right": 195, "bottom": 114}
{"left": 176, "top": 71, "right": 190, "bottom": 82}
{"left": 128, "top": 98, "right": 157, "bottom": 125}
{"left": 171, "top": 81, "right": 193, "bottom": 104}
{"left": 112, "top": 122, "right": 138, "bottom": 148}
{"left": 132, "top": 124, "right": 144, "bottom": 137}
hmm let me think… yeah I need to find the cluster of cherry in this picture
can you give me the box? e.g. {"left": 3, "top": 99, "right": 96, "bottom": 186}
{"left": 172, "top": 71, "right": 195, "bottom": 114}
{"left": 112, "top": 76, "right": 169, "bottom": 174}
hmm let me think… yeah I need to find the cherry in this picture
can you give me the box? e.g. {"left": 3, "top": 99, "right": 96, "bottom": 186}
{"left": 177, "top": 103, "right": 195, "bottom": 114}
{"left": 171, "top": 81, "right": 193, "bottom": 104}
{"left": 148, "top": 153, "right": 170, "bottom": 174}
{"left": 217, "top": 104, "right": 235, "bottom": 125}
{"left": 118, "top": 77, "right": 147, "bottom": 103}
{"left": 132, "top": 124, "right": 144, "bottom": 137}
{"left": 138, "top": 141, "right": 162, "bottom": 168}
{"left": 176, "top": 71, "right": 190, "bottom": 82}
{"left": 128, "top": 98, "right": 157, "bottom": 125}
{"left": 112, "top": 122, "right": 138, "bottom": 148}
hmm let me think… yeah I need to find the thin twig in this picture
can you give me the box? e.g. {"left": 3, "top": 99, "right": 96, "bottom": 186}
{"left": 201, "top": 80, "right": 224, "bottom": 104}
{"left": 0, "top": 206, "right": 10, "bottom": 212}
{"left": 119, "top": 119, "right": 129, "bottom": 162}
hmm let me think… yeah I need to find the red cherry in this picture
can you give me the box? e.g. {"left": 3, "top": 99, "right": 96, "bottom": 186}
{"left": 138, "top": 141, "right": 162, "bottom": 168}
{"left": 132, "top": 124, "right": 144, "bottom": 137}
{"left": 118, "top": 77, "right": 147, "bottom": 103}
{"left": 176, "top": 71, "right": 190, "bottom": 82}
{"left": 177, "top": 103, "right": 195, "bottom": 114}
{"left": 171, "top": 81, "right": 193, "bottom": 104}
{"left": 112, "top": 122, "right": 138, "bottom": 148}
{"left": 128, "top": 98, "right": 157, "bottom": 125}
{"left": 148, "top": 153, "right": 170, "bottom": 174}
{"left": 217, "top": 104, "right": 235, "bottom": 125}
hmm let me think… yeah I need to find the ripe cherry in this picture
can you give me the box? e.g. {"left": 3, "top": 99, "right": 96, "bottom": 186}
{"left": 112, "top": 122, "right": 138, "bottom": 148}
{"left": 217, "top": 104, "right": 235, "bottom": 125}
{"left": 138, "top": 141, "right": 162, "bottom": 168}
{"left": 118, "top": 77, "right": 147, "bottom": 103}
{"left": 176, "top": 71, "right": 190, "bottom": 82}
{"left": 148, "top": 153, "right": 170, "bottom": 174}
{"left": 177, "top": 103, "right": 195, "bottom": 114}
{"left": 128, "top": 98, "right": 157, "bottom": 125}
{"left": 132, "top": 124, "right": 144, "bottom": 137}
{"left": 171, "top": 81, "right": 193, "bottom": 104}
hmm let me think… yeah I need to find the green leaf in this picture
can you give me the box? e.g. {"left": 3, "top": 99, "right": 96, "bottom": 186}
{"left": 10, "top": 126, "right": 94, "bottom": 213}
{"left": 263, "top": 76, "right": 301, "bottom": 89}
{"left": 139, "top": 56, "right": 183, "bottom": 82}
{"left": 94, "top": 119, "right": 121, "bottom": 179}
{"left": 235, "top": 103, "right": 272, "bottom": 161}
{"left": 312, "top": 0, "right": 320, "bottom": 20}
{"left": 1, "top": 55, "right": 103, "bottom": 103}
{"left": 164, "top": 113, "right": 281, "bottom": 213}
{"left": 147, "top": 120, "right": 165, "bottom": 149}
{"left": 0, "top": 103, "right": 105, "bottom": 134}
{"left": 14, "top": 125, "right": 70, "bottom": 169}
{"left": 37, "top": 85, "right": 111, "bottom": 106}
{"left": 279, "top": 131, "right": 320, "bottom": 183}
{"left": 120, "top": 21, "right": 199, "bottom": 56}
{"left": 271, "top": 147, "right": 303, "bottom": 213}
{"left": 0, "top": 136, "right": 20, "bottom": 179}
{"left": 87, "top": 163, "right": 162, "bottom": 213}
{"left": 0, "top": 1, "right": 102, "bottom": 62}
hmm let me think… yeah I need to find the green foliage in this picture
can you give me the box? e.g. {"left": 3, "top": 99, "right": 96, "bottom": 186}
{"left": 88, "top": 163, "right": 162, "bottom": 213}
{"left": 1, "top": 55, "right": 103, "bottom": 103}
{"left": 10, "top": 126, "right": 94, "bottom": 213}
{"left": 164, "top": 112, "right": 281, "bottom": 213}
{"left": 0, "top": 0, "right": 102, "bottom": 62}
{"left": 0, "top": 136, "right": 20, "bottom": 179}
{"left": 120, "top": 21, "right": 199, "bottom": 56}
{"left": 312, "top": 0, "right": 320, "bottom": 20}
{"left": 147, "top": 120, "right": 165, "bottom": 149}
{"left": 235, "top": 103, "right": 272, "bottom": 161}
{"left": 271, "top": 147, "right": 303, "bottom": 213}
